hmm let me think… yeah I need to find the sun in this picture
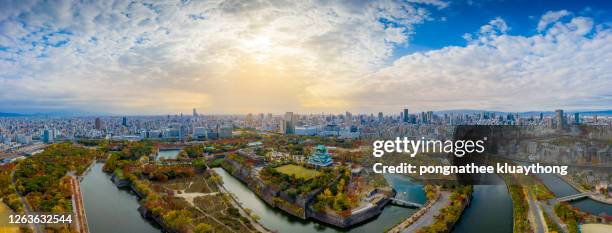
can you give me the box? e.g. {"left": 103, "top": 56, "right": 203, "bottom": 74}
{"left": 241, "top": 34, "right": 273, "bottom": 62}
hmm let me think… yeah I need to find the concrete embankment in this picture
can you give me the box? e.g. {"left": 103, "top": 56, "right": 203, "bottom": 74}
{"left": 69, "top": 176, "right": 89, "bottom": 233}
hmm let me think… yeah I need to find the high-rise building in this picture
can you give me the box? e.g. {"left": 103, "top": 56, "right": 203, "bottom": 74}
{"left": 403, "top": 109, "right": 409, "bottom": 123}
{"left": 378, "top": 112, "right": 384, "bottom": 122}
{"left": 279, "top": 119, "right": 286, "bottom": 134}
{"left": 122, "top": 117, "right": 128, "bottom": 127}
{"left": 245, "top": 113, "right": 254, "bottom": 128}
{"left": 95, "top": 118, "right": 103, "bottom": 130}
{"left": 42, "top": 129, "right": 54, "bottom": 143}
{"left": 555, "top": 109, "right": 565, "bottom": 130}
{"left": 193, "top": 108, "right": 198, "bottom": 117}
{"left": 192, "top": 127, "right": 208, "bottom": 140}
{"left": 574, "top": 112, "right": 580, "bottom": 125}
{"left": 283, "top": 112, "right": 295, "bottom": 134}
{"left": 218, "top": 126, "right": 233, "bottom": 138}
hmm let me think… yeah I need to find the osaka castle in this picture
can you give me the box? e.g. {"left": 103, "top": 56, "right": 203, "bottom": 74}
{"left": 308, "top": 145, "right": 333, "bottom": 167}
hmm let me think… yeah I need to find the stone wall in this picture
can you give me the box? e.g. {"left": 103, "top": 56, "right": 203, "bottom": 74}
{"left": 110, "top": 173, "right": 130, "bottom": 188}
{"left": 306, "top": 197, "right": 391, "bottom": 228}
{"left": 223, "top": 157, "right": 309, "bottom": 219}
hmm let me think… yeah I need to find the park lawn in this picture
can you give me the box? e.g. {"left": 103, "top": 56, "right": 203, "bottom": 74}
{"left": 580, "top": 224, "right": 612, "bottom": 233}
{"left": 0, "top": 203, "right": 19, "bottom": 233}
{"left": 275, "top": 164, "right": 320, "bottom": 180}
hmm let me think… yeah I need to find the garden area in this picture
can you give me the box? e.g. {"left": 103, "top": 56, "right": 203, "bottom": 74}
{"left": 259, "top": 164, "right": 336, "bottom": 197}
{"left": 274, "top": 164, "right": 320, "bottom": 180}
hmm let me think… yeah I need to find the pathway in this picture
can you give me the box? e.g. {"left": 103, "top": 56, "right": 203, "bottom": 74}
{"left": 526, "top": 190, "right": 546, "bottom": 233}
{"left": 10, "top": 167, "right": 42, "bottom": 233}
{"left": 541, "top": 202, "right": 569, "bottom": 233}
{"left": 68, "top": 174, "right": 89, "bottom": 233}
{"left": 398, "top": 191, "right": 450, "bottom": 233}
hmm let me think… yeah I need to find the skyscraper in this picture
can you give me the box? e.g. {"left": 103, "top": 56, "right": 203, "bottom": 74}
{"left": 345, "top": 111, "right": 352, "bottom": 123}
{"left": 403, "top": 108, "right": 409, "bottom": 123}
{"left": 555, "top": 109, "right": 565, "bottom": 130}
{"left": 122, "top": 117, "right": 128, "bottom": 127}
{"left": 43, "top": 129, "right": 51, "bottom": 143}
{"left": 283, "top": 112, "right": 295, "bottom": 134}
{"left": 574, "top": 112, "right": 580, "bottom": 125}
{"left": 378, "top": 112, "right": 384, "bottom": 122}
{"left": 193, "top": 108, "right": 198, "bottom": 117}
{"left": 95, "top": 118, "right": 102, "bottom": 130}
{"left": 539, "top": 112, "right": 544, "bottom": 121}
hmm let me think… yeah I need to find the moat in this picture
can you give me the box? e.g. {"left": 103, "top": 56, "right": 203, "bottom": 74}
{"left": 214, "top": 167, "right": 425, "bottom": 233}
{"left": 79, "top": 163, "right": 609, "bottom": 233}
{"left": 80, "top": 163, "right": 160, "bottom": 233}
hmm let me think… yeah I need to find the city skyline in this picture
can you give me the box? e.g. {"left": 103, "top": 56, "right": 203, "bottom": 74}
{"left": 1, "top": 0, "right": 611, "bottom": 115}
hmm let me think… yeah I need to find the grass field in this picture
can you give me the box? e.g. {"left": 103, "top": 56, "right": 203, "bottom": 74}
{"left": 275, "top": 164, "right": 320, "bottom": 180}
{"left": 0, "top": 203, "right": 19, "bottom": 233}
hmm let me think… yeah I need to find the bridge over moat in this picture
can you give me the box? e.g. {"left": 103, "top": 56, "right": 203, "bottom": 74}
{"left": 389, "top": 198, "right": 423, "bottom": 208}
{"left": 556, "top": 192, "right": 591, "bottom": 202}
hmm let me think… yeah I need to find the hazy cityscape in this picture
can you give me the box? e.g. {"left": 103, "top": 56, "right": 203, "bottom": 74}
{"left": 1, "top": 109, "right": 611, "bottom": 157}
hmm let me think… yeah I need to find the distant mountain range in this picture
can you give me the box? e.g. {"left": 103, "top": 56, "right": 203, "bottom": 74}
{"left": 0, "top": 112, "right": 29, "bottom": 117}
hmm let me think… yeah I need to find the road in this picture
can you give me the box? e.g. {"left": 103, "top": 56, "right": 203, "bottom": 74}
{"left": 400, "top": 191, "right": 451, "bottom": 233}
{"left": 68, "top": 174, "right": 89, "bottom": 233}
{"left": 526, "top": 189, "right": 546, "bottom": 233}
{"left": 541, "top": 201, "right": 569, "bottom": 233}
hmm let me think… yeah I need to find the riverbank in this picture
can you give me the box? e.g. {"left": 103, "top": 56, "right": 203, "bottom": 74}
{"left": 388, "top": 190, "right": 450, "bottom": 233}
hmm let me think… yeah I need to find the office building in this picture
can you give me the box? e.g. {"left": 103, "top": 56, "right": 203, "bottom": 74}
{"left": 555, "top": 109, "right": 565, "bottom": 130}
{"left": 95, "top": 118, "right": 103, "bottom": 130}
{"left": 283, "top": 112, "right": 295, "bottom": 134}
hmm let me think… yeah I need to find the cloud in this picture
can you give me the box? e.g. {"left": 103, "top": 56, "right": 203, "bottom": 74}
{"left": 0, "top": 0, "right": 447, "bottom": 114}
{"left": 537, "top": 10, "right": 571, "bottom": 32}
{"left": 354, "top": 10, "right": 611, "bottom": 112}
{"left": 0, "top": 3, "right": 610, "bottom": 115}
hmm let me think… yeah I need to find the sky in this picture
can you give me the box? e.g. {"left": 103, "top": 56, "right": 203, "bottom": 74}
{"left": 0, "top": 0, "right": 611, "bottom": 115}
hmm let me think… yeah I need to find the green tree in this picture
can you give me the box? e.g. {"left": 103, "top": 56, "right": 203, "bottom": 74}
{"left": 195, "top": 223, "right": 213, "bottom": 233}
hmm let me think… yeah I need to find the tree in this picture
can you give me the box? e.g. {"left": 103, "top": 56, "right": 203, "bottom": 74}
{"left": 163, "top": 210, "right": 192, "bottom": 232}
{"left": 195, "top": 223, "right": 213, "bottom": 233}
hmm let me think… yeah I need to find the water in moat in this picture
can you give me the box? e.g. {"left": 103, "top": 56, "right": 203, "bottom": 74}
{"left": 452, "top": 174, "right": 514, "bottom": 233}
{"left": 80, "top": 163, "right": 160, "bottom": 233}
{"left": 537, "top": 173, "right": 612, "bottom": 216}
{"left": 214, "top": 167, "right": 426, "bottom": 233}
{"left": 81, "top": 163, "right": 608, "bottom": 233}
